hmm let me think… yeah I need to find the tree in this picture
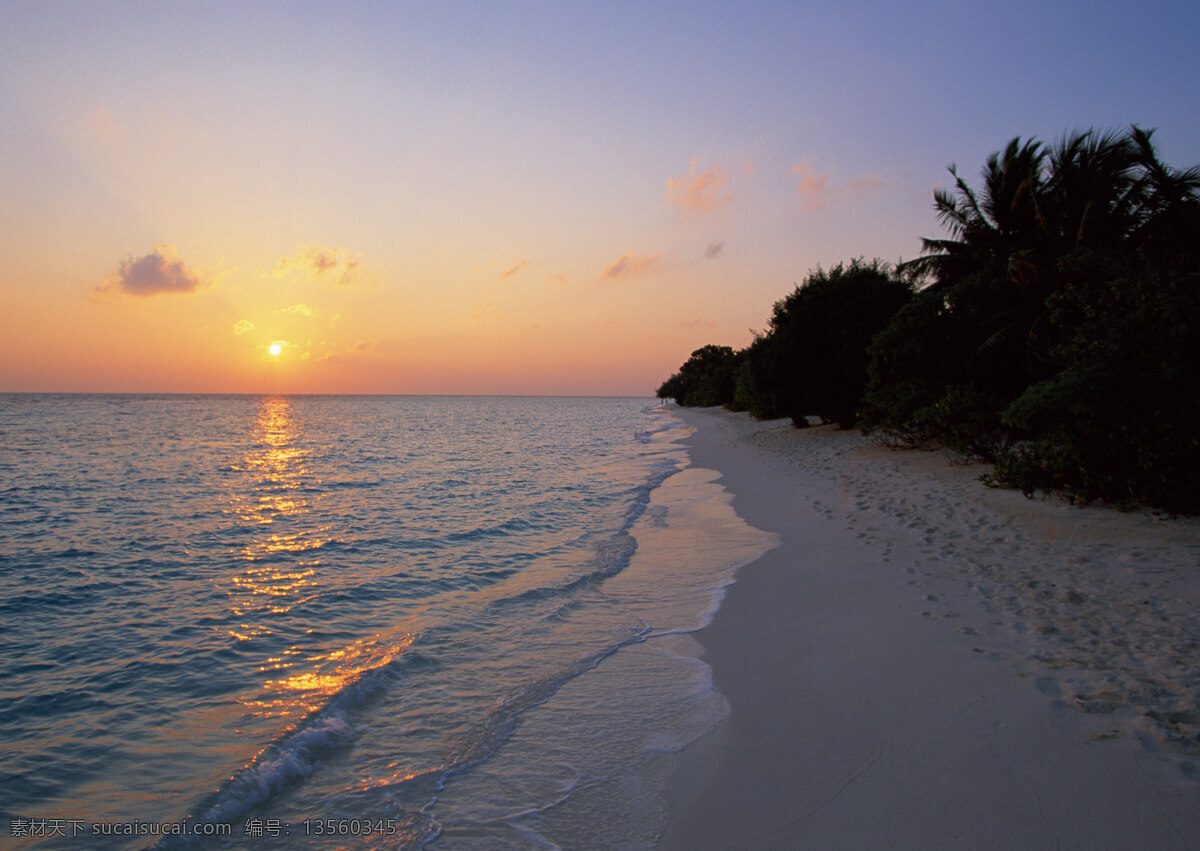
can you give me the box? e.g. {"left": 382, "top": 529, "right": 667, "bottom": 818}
{"left": 863, "top": 126, "right": 1200, "bottom": 463}
{"left": 743, "top": 260, "right": 912, "bottom": 428}
{"left": 656, "top": 345, "right": 741, "bottom": 407}
{"left": 986, "top": 262, "right": 1200, "bottom": 511}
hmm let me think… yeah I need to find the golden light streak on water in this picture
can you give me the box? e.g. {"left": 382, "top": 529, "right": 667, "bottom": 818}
{"left": 218, "top": 396, "right": 398, "bottom": 718}
{"left": 227, "top": 395, "right": 312, "bottom": 526}
{"left": 245, "top": 635, "right": 416, "bottom": 718}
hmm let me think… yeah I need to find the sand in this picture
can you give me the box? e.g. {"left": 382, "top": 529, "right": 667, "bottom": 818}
{"left": 659, "top": 407, "right": 1200, "bottom": 849}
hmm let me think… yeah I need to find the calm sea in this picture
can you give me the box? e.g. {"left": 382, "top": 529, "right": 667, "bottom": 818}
{"left": 0, "top": 395, "right": 773, "bottom": 848}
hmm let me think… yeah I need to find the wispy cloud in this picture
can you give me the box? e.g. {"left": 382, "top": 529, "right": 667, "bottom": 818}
{"left": 677, "top": 317, "right": 716, "bottom": 330}
{"left": 501, "top": 259, "right": 530, "bottom": 279}
{"left": 313, "top": 340, "right": 375, "bottom": 363}
{"left": 793, "top": 163, "right": 832, "bottom": 211}
{"left": 601, "top": 252, "right": 660, "bottom": 281}
{"left": 845, "top": 172, "right": 886, "bottom": 198}
{"left": 793, "top": 163, "right": 885, "bottom": 212}
{"left": 275, "top": 244, "right": 365, "bottom": 287}
{"left": 96, "top": 244, "right": 206, "bottom": 297}
{"left": 233, "top": 319, "right": 255, "bottom": 335}
{"left": 705, "top": 240, "right": 725, "bottom": 259}
{"left": 547, "top": 272, "right": 567, "bottom": 284}
{"left": 280, "top": 303, "right": 318, "bottom": 317}
{"left": 666, "top": 159, "right": 733, "bottom": 212}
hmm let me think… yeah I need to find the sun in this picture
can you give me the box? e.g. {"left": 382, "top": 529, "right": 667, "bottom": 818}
{"left": 268, "top": 342, "right": 283, "bottom": 357}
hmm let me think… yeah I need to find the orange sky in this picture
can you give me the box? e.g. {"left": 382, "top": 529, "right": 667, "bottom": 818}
{"left": 3, "top": 2, "right": 1197, "bottom": 395}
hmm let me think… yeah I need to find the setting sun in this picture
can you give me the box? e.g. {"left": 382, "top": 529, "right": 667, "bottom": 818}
{"left": 268, "top": 343, "right": 283, "bottom": 357}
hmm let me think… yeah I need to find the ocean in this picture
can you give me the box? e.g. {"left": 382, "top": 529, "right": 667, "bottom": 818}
{"left": 0, "top": 395, "right": 774, "bottom": 848}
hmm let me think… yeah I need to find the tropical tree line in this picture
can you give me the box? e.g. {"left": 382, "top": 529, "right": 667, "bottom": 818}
{"left": 657, "top": 126, "right": 1200, "bottom": 512}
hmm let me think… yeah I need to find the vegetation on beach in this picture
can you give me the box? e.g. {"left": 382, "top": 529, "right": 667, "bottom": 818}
{"left": 657, "top": 126, "right": 1200, "bottom": 512}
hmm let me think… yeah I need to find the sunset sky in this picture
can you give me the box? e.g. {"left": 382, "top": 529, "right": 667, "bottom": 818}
{"left": 3, "top": 0, "right": 1198, "bottom": 395}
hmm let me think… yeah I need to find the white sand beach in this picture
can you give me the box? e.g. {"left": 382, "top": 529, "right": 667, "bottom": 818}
{"left": 660, "top": 407, "right": 1200, "bottom": 849}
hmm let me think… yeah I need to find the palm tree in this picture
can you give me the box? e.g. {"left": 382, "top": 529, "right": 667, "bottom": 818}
{"left": 1126, "top": 126, "right": 1200, "bottom": 265}
{"left": 898, "top": 127, "right": 1196, "bottom": 384}
{"left": 900, "top": 137, "right": 1046, "bottom": 290}
{"left": 905, "top": 127, "right": 1195, "bottom": 289}
{"left": 1040, "top": 129, "right": 1141, "bottom": 256}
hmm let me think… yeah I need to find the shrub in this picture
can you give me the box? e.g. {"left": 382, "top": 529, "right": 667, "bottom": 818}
{"left": 752, "top": 259, "right": 913, "bottom": 428}
{"left": 656, "top": 345, "right": 741, "bottom": 407}
{"left": 985, "top": 266, "right": 1200, "bottom": 511}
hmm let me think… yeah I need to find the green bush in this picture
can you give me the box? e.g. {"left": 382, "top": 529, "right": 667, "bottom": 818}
{"left": 656, "top": 344, "right": 741, "bottom": 407}
{"left": 750, "top": 259, "right": 913, "bottom": 428}
{"left": 986, "top": 266, "right": 1200, "bottom": 511}
{"left": 658, "top": 126, "right": 1200, "bottom": 511}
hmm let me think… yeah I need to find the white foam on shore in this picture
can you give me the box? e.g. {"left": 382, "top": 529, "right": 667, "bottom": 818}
{"left": 424, "top": 411, "right": 778, "bottom": 848}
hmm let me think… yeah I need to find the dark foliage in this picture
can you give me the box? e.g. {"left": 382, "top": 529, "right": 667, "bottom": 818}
{"left": 658, "top": 125, "right": 1200, "bottom": 511}
{"left": 741, "top": 260, "right": 913, "bottom": 427}
{"left": 656, "top": 345, "right": 741, "bottom": 407}
{"left": 985, "top": 263, "right": 1200, "bottom": 511}
{"left": 862, "top": 126, "right": 1200, "bottom": 487}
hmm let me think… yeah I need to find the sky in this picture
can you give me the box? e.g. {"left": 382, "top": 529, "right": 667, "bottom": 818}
{"left": 2, "top": 0, "right": 1198, "bottom": 396}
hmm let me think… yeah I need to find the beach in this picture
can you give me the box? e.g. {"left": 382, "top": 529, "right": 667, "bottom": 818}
{"left": 660, "top": 407, "right": 1200, "bottom": 849}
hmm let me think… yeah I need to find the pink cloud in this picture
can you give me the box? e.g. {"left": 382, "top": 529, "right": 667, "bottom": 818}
{"left": 502, "top": 259, "right": 530, "bottom": 279}
{"left": 95, "top": 244, "right": 205, "bottom": 297}
{"left": 793, "top": 163, "right": 885, "bottom": 213}
{"left": 601, "top": 252, "right": 660, "bottom": 280}
{"left": 793, "top": 163, "right": 832, "bottom": 212}
{"left": 666, "top": 159, "right": 733, "bottom": 212}
{"left": 846, "top": 172, "right": 886, "bottom": 198}
{"left": 275, "top": 244, "right": 364, "bottom": 287}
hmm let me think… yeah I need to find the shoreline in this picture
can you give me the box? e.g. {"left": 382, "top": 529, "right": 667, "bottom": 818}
{"left": 659, "top": 407, "right": 1200, "bottom": 848}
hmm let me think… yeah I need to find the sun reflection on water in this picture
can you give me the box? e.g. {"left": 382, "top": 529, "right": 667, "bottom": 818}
{"left": 223, "top": 397, "right": 329, "bottom": 622}
{"left": 233, "top": 395, "right": 313, "bottom": 525}
{"left": 220, "top": 397, "right": 406, "bottom": 719}
{"left": 246, "top": 634, "right": 416, "bottom": 718}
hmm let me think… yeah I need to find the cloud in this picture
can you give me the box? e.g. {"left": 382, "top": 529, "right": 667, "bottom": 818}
{"left": 666, "top": 159, "right": 733, "bottom": 212}
{"left": 601, "top": 252, "right": 660, "bottom": 281}
{"left": 353, "top": 341, "right": 375, "bottom": 352}
{"left": 96, "top": 244, "right": 205, "bottom": 297}
{"left": 548, "top": 272, "right": 567, "bottom": 284}
{"left": 501, "top": 259, "right": 530, "bottom": 279}
{"left": 275, "top": 244, "right": 364, "bottom": 287}
{"left": 280, "top": 303, "right": 317, "bottom": 317}
{"left": 677, "top": 317, "right": 716, "bottom": 330}
{"left": 233, "top": 319, "right": 255, "bottom": 335}
{"left": 846, "top": 172, "right": 886, "bottom": 198}
{"left": 793, "top": 163, "right": 832, "bottom": 212}
{"left": 793, "top": 163, "right": 885, "bottom": 212}
{"left": 705, "top": 240, "right": 725, "bottom": 259}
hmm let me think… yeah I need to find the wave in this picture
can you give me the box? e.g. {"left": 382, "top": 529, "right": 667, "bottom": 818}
{"left": 154, "top": 652, "right": 415, "bottom": 848}
{"left": 156, "top": 443, "right": 683, "bottom": 846}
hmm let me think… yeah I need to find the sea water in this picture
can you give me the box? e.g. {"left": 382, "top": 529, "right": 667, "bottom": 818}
{"left": 0, "top": 395, "right": 775, "bottom": 849}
